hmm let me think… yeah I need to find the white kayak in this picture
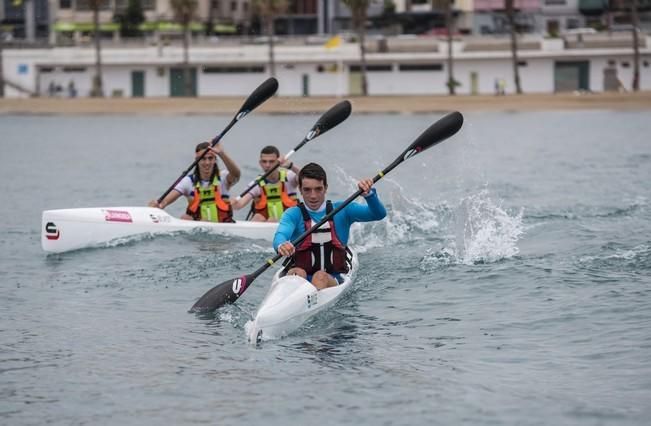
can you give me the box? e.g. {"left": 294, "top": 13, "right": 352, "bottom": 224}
{"left": 41, "top": 207, "right": 278, "bottom": 254}
{"left": 246, "top": 248, "right": 358, "bottom": 343}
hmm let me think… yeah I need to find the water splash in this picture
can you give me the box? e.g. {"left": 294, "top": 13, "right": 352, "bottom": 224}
{"left": 332, "top": 167, "right": 523, "bottom": 265}
{"left": 420, "top": 189, "right": 524, "bottom": 268}
{"left": 451, "top": 189, "right": 523, "bottom": 265}
{"left": 348, "top": 177, "right": 453, "bottom": 252}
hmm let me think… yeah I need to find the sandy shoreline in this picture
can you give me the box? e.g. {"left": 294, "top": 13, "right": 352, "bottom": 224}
{"left": 1, "top": 92, "right": 650, "bottom": 115}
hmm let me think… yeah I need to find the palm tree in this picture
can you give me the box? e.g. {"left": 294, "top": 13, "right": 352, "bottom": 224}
{"left": 254, "top": 0, "right": 288, "bottom": 78}
{"left": 171, "top": 0, "right": 198, "bottom": 96}
{"left": 505, "top": 0, "right": 522, "bottom": 94}
{"left": 343, "top": 0, "right": 370, "bottom": 96}
{"left": 0, "top": 40, "right": 4, "bottom": 98}
{"left": 631, "top": 0, "right": 640, "bottom": 91}
{"left": 444, "top": 0, "right": 456, "bottom": 95}
{"left": 89, "top": 0, "right": 104, "bottom": 97}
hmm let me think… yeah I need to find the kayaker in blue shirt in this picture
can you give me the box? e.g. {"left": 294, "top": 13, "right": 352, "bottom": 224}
{"left": 274, "top": 162, "right": 386, "bottom": 290}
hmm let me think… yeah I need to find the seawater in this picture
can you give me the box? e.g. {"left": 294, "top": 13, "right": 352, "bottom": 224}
{"left": 1, "top": 109, "right": 650, "bottom": 425}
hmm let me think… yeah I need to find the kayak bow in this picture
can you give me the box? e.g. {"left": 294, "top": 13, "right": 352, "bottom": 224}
{"left": 245, "top": 248, "right": 358, "bottom": 343}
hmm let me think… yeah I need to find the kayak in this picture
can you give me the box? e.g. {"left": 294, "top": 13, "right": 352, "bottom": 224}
{"left": 246, "top": 248, "right": 358, "bottom": 343}
{"left": 41, "top": 207, "right": 278, "bottom": 254}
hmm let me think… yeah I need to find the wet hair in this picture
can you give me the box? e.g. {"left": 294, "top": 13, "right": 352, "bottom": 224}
{"left": 260, "top": 145, "right": 280, "bottom": 156}
{"left": 298, "top": 162, "right": 327, "bottom": 188}
{"left": 193, "top": 141, "right": 218, "bottom": 182}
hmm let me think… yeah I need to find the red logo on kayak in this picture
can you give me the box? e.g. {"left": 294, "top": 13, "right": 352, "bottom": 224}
{"left": 104, "top": 209, "right": 133, "bottom": 223}
{"left": 45, "top": 222, "right": 60, "bottom": 240}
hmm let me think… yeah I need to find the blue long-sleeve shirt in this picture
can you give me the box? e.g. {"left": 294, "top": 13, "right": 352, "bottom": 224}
{"left": 273, "top": 188, "right": 387, "bottom": 251}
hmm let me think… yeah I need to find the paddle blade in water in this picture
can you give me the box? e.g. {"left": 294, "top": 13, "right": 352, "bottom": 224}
{"left": 237, "top": 78, "right": 278, "bottom": 119}
{"left": 190, "top": 274, "right": 255, "bottom": 312}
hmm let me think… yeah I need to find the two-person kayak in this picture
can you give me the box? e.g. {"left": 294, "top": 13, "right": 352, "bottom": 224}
{"left": 41, "top": 207, "right": 278, "bottom": 254}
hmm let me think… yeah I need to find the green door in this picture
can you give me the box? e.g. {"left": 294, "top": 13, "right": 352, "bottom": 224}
{"left": 554, "top": 61, "right": 590, "bottom": 92}
{"left": 349, "top": 71, "right": 362, "bottom": 96}
{"left": 302, "top": 74, "right": 309, "bottom": 96}
{"left": 470, "top": 71, "right": 478, "bottom": 95}
{"left": 170, "top": 67, "right": 197, "bottom": 97}
{"left": 131, "top": 70, "right": 145, "bottom": 97}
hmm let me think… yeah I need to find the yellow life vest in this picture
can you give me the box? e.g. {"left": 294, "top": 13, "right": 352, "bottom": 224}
{"left": 251, "top": 169, "right": 298, "bottom": 220}
{"left": 186, "top": 175, "right": 233, "bottom": 222}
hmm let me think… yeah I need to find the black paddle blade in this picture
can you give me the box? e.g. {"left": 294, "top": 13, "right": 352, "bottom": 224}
{"left": 306, "top": 100, "right": 352, "bottom": 140}
{"left": 236, "top": 78, "right": 279, "bottom": 119}
{"left": 405, "top": 111, "right": 463, "bottom": 159}
{"left": 190, "top": 274, "right": 255, "bottom": 313}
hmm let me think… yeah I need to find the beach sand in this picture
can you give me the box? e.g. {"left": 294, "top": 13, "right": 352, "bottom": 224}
{"left": 1, "top": 91, "right": 650, "bottom": 115}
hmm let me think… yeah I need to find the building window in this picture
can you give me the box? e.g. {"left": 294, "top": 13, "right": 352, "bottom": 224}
{"left": 566, "top": 18, "right": 580, "bottom": 29}
{"left": 59, "top": 0, "right": 72, "bottom": 9}
{"left": 63, "top": 67, "right": 87, "bottom": 72}
{"left": 621, "top": 62, "right": 630, "bottom": 68}
{"left": 350, "top": 64, "right": 392, "bottom": 72}
{"left": 231, "top": 1, "right": 237, "bottom": 11}
{"left": 40, "top": 67, "right": 55, "bottom": 73}
{"left": 399, "top": 63, "right": 443, "bottom": 71}
{"left": 202, "top": 66, "right": 264, "bottom": 73}
{"left": 518, "top": 61, "right": 528, "bottom": 67}
{"left": 76, "top": 0, "right": 111, "bottom": 10}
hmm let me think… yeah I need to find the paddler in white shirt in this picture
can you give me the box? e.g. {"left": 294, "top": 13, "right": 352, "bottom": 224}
{"left": 148, "top": 142, "right": 240, "bottom": 222}
{"left": 230, "top": 145, "right": 301, "bottom": 222}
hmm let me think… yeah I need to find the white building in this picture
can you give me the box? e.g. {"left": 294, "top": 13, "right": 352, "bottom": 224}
{"left": 2, "top": 32, "right": 650, "bottom": 97}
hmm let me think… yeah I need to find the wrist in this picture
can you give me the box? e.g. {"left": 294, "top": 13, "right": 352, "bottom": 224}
{"left": 362, "top": 188, "right": 376, "bottom": 198}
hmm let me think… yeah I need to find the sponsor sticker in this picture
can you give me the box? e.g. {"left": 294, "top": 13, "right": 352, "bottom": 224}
{"left": 45, "top": 222, "right": 60, "bottom": 240}
{"left": 307, "top": 293, "right": 318, "bottom": 308}
{"left": 104, "top": 209, "right": 133, "bottom": 223}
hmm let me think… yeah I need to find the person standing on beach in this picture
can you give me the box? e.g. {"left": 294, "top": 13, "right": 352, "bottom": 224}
{"left": 498, "top": 78, "right": 506, "bottom": 95}
{"left": 148, "top": 142, "right": 240, "bottom": 222}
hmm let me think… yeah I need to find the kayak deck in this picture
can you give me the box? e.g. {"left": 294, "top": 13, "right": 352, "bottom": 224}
{"left": 246, "top": 248, "right": 358, "bottom": 342}
{"left": 41, "top": 206, "right": 278, "bottom": 253}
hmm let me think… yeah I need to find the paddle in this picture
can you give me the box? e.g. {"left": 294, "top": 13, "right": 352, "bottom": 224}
{"left": 235, "top": 100, "right": 352, "bottom": 201}
{"left": 190, "top": 111, "right": 464, "bottom": 313}
{"left": 156, "top": 77, "right": 279, "bottom": 204}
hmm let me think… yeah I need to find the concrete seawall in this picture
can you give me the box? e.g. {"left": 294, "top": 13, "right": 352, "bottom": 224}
{"left": 1, "top": 92, "right": 650, "bottom": 115}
